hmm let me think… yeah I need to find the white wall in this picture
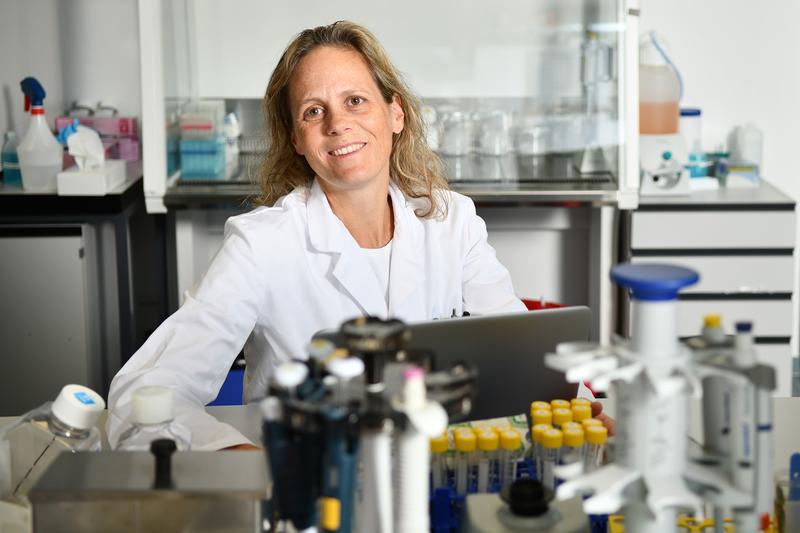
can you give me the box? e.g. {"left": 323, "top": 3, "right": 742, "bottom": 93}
{"left": 640, "top": 0, "right": 800, "bottom": 200}
{"left": 0, "top": 0, "right": 141, "bottom": 139}
{"left": 0, "top": 0, "right": 64, "bottom": 135}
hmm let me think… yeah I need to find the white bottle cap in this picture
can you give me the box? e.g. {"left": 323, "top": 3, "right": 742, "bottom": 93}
{"left": 51, "top": 384, "right": 105, "bottom": 430}
{"left": 328, "top": 357, "right": 365, "bottom": 380}
{"left": 131, "top": 386, "right": 174, "bottom": 425}
{"left": 274, "top": 361, "right": 309, "bottom": 389}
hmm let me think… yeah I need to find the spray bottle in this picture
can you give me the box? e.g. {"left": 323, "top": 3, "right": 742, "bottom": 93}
{"left": 18, "top": 77, "right": 62, "bottom": 191}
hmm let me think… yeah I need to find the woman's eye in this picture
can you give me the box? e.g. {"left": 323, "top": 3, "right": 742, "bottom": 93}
{"left": 348, "top": 96, "right": 364, "bottom": 106}
{"left": 304, "top": 107, "right": 323, "bottom": 119}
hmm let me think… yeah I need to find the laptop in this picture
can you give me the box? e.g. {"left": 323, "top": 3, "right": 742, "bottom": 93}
{"left": 404, "top": 307, "right": 591, "bottom": 420}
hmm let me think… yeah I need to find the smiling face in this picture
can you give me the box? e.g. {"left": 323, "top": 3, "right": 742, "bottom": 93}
{"left": 288, "top": 46, "right": 404, "bottom": 194}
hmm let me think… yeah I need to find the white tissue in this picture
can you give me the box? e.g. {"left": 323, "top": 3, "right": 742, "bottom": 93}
{"left": 67, "top": 125, "right": 105, "bottom": 170}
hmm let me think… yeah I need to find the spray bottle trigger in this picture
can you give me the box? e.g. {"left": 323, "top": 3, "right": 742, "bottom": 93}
{"left": 24, "top": 95, "right": 30, "bottom": 112}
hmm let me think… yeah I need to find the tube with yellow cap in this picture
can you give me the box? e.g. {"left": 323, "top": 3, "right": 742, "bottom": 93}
{"left": 561, "top": 426, "right": 585, "bottom": 466}
{"left": 476, "top": 430, "right": 499, "bottom": 493}
{"left": 531, "top": 408, "right": 552, "bottom": 427}
{"left": 429, "top": 433, "right": 449, "bottom": 490}
{"left": 552, "top": 407, "right": 573, "bottom": 429}
{"left": 571, "top": 403, "right": 592, "bottom": 424}
{"left": 570, "top": 397, "right": 592, "bottom": 409}
{"left": 530, "top": 400, "right": 551, "bottom": 412}
{"left": 499, "top": 429, "right": 523, "bottom": 489}
{"left": 550, "top": 399, "right": 570, "bottom": 410}
{"left": 581, "top": 417, "right": 603, "bottom": 430}
{"left": 454, "top": 428, "right": 476, "bottom": 495}
{"left": 531, "top": 423, "right": 551, "bottom": 480}
{"left": 584, "top": 425, "right": 608, "bottom": 473}
{"left": 540, "top": 428, "right": 563, "bottom": 492}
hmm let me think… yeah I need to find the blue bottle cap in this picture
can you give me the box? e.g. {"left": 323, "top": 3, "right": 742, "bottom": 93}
{"left": 611, "top": 263, "right": 699, "bottom": 302}
{"left": 735, "top": 321, "right": 753, "bottom": 333}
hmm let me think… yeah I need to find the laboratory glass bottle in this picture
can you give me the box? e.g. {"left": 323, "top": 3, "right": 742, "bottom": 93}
{"left": 116, "top": 386, "right": 191, "bottom": 451}
{"left": 0, "top": 384, "right": 104, "bottom": 502}
{"left": 1, "top": 132, "right": 22, "bottom": 186}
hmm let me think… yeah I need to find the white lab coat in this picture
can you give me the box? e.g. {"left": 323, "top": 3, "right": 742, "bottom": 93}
{"left": 107, "top": 179, "right": 525, "bottom": 450}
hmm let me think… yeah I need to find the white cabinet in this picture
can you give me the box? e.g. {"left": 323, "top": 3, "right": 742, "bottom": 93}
{"left": 622, "top": 182, "right": 796, "bottom": 396}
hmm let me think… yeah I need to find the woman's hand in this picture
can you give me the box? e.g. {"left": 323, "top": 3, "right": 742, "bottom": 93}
{"left": 591, "top": 401, "right": 616, "bottom": 437}
{"left": 222, "top": 443, "right": 262, "bottom": 451}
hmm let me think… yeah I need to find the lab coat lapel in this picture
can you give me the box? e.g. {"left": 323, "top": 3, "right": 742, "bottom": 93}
{"left": 388, "top": 183, "right": 426, "bottom": 317}
{"left": 306, "top": 180, "right": 387, "bottom": 317}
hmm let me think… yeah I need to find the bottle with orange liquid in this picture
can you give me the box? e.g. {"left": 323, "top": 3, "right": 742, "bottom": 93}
{"left": 639, "top": 32, "right": 681, "bottom": 135}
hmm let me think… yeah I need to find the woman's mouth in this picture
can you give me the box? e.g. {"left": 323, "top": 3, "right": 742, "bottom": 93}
{"left": 329, "top": 142, "right": 366, "bottom": 157}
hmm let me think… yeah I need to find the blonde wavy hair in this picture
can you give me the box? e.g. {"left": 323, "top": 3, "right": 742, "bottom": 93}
{"left": 255, "top": 20, "right": 449, "bottom": 218}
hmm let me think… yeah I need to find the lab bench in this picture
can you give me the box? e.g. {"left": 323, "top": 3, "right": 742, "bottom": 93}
{"left": 0, "top": 163, "right": 151, "bottom": 414}
{"left": 619, "top": 180, "right": 797, "bottom": 396}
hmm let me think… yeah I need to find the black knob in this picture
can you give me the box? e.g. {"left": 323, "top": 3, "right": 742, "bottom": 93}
{"left": 150, "top": 438, "right": 177, "bottom": 489}
{"left": 508, "top": 479, "right": 549, "bottom": 517}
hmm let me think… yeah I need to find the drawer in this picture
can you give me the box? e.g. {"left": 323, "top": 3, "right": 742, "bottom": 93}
{"left": 755, "top": 344, "right": 793, "bottom": 397}
{"left": 675, "top": 300, "right": 792, "bottom": 337}
{"left": 631, "top": 211, "right": 795, "bottom": 250}
{"left": 630, "top": 256, "right": 794, "bottom": 294}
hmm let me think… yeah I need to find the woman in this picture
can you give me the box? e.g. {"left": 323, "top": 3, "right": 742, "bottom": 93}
{"left": 108, "top": 21, "right": 609, "bottom": 450}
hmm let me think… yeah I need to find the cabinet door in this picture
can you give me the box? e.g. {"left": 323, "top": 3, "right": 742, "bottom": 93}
{"left": 0, "top": 228, "right": 90, "bottom": 415}
{"left": 631, "top": 256, "right": 794, "bottom": 294}
{"left": 631, "top": 211, "right": 795, "bottom": 249}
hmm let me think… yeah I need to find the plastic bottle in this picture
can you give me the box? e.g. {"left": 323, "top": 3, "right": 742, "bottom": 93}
{"left": 476, "top": 430, "right": 499, "bottom": 493}
{"left": 0, "top": 384, "right": 104, "bottom": 502}
{"left": 1, "top": 132, "right": 22, "bottom": 186}
{"left": 116, "top": 386, "right": 191, "bottom": 451}
{"left": 17, "top": 77, "right": 63, "bottom": 191}
{"left": 540, "top": 428, "right": 563, "bottom": 492}
{"left": 429, "top": 433, "right": 449, "bottom": 490}
{"left": 639, "top": 32, "right": 681, "bottom": 135}
{"left": 702, "top": 314, "right": 726, "bottom": 345}
{"left": 583, "top": 425, "right": 608, "bottom": 473}
{"left": 729, "top": 123, "right": 764, "bottom": 166}
{"left": 499, "top": 430, "right": 523, "bottom": 489}
{"left": 454, "top": 428, "right": 477, "bottom": 495}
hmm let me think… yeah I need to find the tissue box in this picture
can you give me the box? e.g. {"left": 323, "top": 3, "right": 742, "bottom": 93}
{"left": 57, "top": 160, "right": 127, "bottom": 196}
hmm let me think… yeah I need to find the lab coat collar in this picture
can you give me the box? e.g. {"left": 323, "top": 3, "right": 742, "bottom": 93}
{"left": 305, "top": 179, "right": 426, "bottom": 317}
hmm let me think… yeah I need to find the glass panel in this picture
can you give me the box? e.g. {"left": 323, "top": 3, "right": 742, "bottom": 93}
{"left": 165, "top": 0, "right": 626, "bottom": 186}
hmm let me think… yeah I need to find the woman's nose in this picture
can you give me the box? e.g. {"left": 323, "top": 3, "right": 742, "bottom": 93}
{"left": 326, "top": 108, "right": 352, "bottom": 136}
